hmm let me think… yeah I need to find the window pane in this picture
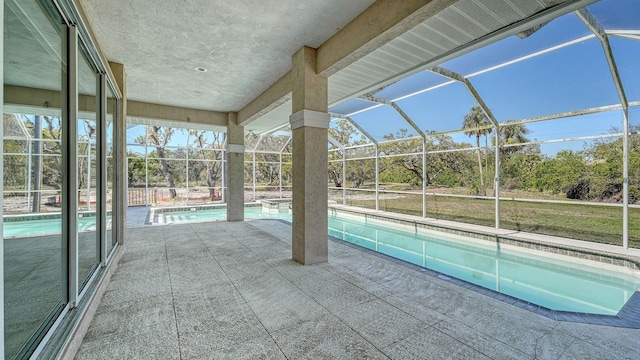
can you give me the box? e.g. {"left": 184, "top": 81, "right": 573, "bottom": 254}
{"left": 3, "top": 0, "right": 65, "bottom": 357}
{"left": 77, "top": 46, "right": 99, "bottom": 292}
{"left": 106, "top": 85, "right": 116, "bottom": 252}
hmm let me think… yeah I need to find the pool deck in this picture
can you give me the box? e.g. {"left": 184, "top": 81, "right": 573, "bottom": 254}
{"left": 76, "top": 219, "right": 640, "bottom": 359}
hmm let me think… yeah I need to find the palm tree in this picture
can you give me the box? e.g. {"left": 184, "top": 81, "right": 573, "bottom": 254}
{"left": 463, "top": 106, "right": 493, "bottom": 195}
{"left": 499, "top": 120, "right": 531, "bottom": 159}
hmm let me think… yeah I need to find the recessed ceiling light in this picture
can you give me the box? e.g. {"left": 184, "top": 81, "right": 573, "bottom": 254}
{"left": 195, "top": 67, "right": 207, "bottom": 72}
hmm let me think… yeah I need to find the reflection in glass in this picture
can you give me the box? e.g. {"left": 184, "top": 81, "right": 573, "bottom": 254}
{"left": 77, "top": 47, "right": 99, "bottom": 292}
{"left": 106, "top": 85, "right": 116, "bottom": 253}
{"left": 3, "top": 0, "right": 65, "bottom": 358}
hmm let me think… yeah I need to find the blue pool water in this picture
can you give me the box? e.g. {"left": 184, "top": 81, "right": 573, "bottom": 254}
{"left": 161, "top": 206, "right": 640, "bottom": 315}
{"left": 160, "top": 206, "right": 290, "bottom": 223}
{"left": 329, "top": 213, "right": 640, "bottom": 316}
{"left": 3, "top": 216, "right": 109, "bottom": 238}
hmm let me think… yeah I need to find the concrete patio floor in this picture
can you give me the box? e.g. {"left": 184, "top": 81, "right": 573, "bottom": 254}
{"left": 76, "top": 219, "right": 640, "bottom": 359}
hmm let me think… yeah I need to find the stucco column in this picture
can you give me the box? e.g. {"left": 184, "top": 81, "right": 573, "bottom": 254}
{"left": 109, "top": 62, "right": 127, "bottom": 246}
{"left": 226, "top": 112, "right": 244, "bottom": 221}
{"left": 290, "top": 46, "right": 329, "bottom": 265}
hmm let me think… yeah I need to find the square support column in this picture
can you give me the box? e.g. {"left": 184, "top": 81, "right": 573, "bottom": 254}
{"left": 290, "top": 46, "right": 329, "bottom": 265}
{"left": 226, "top": 112, "right": 244, "bottom": 221}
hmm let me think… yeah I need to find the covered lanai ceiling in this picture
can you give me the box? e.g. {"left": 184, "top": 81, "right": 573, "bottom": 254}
{"left": 78, "top": 0, "right": 594, "bottom": 133}
{"left": 78, "top": 0, "right": 377, "bottom": 111}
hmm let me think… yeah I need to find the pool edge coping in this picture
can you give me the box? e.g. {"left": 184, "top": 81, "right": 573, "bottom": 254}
{"left": 263, "top": 218, "right": 640, "bottom": 329}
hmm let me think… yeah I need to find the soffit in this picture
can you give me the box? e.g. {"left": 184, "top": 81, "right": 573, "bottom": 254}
{"left": 77, "top": 0, "right": 377, "bottom": 112}
{"left": 250, "top": 0, "right": 590, "bottom": 133}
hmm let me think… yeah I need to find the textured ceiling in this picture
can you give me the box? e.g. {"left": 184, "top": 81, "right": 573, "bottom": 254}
{"left": 78, "top": 0, "right": 376, "bottom": 112}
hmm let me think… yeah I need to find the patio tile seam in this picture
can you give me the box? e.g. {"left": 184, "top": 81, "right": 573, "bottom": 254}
{"left": 249, "top": 221, "right": 544, "bottom": 357}
{"left": 265, "top": 258, "right": 429, "bottom": 356}
{"left": 162, "top": 226, "right": 187, "bottom": 360}
{"left": 218, "top": 227, "right": 400, "bottom": 357}
{"left": 188, "top": 224, "right": 290, "bottom": 359}
{"left": 434, "top": 318, "right": 536, "bottom": 359}
{"left": 381, "top": 321, "right": 494, "bottom": 360}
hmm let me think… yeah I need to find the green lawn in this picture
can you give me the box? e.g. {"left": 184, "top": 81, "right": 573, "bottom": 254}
{"left": 347, "top": 194, "right": 640, "bottom": 249}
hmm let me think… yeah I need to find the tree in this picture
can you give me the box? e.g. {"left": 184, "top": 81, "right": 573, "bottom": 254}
{"left": 499, "top": 120, "right": 531, "bottom": 156}
{"left": 530, "top": 150, "right": 586, "bottom": 195}
{"left": 138, "top": 126, "right": 178, "bottom": 198}
{"left": 189, "top": 129, "right": 224, "bottom": 200}
{"left": 41, "top": 116, "right": 63, "bottom": 190}
{"left": 380, "top": 129, "right": 423, "bottom": 187}
{"left": 463, "top": 106, "right": 493, "bottom": 195}
{"left": 328, "top": 119, "right": 369, "bottom": 188}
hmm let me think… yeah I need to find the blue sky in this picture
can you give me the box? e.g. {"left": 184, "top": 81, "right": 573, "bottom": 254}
{"left": 329, "top": 1, "right": 640, "bottom": 156}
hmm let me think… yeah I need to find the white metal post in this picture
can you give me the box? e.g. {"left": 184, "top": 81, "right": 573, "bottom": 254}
{"left": 86, "top": 134, "right": 91, "bottom": 211}
{"left": 623, "top": 109, "right": 629, "bottom": 249}
{"left": 375, "top": 144, "right": 379, "bottom": 211}
{"left": 27, "top": 136, "right": 32, "bottom": 213}
{"left": 495, "top": 127, "right": 500, "bottom": 230}
{"left": 252, "top": 151, "right": 256, "bottom": 201}
{"left": 221, "top": 142, "right": 226, "bottom": 203}
{"left": 422, "top": 138, "right": 427, "bottom": 218}
{"left": 144, "top": 125, "right": 149, "bottom": 206}
{"left": 342, "top": 149, "right": 346, "bottom": 205}
{"left": 186, "top": 131, "right": 190, "bottom": 205}
{"left": 279, "top": 153, "right": 283, "bottom": 198}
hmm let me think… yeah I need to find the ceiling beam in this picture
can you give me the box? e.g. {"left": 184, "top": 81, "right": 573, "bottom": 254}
{"left": 128, "top": 100, "right": 228, "bottom": 127}
{"left": 317, "top": 0, "right": 456, "bottom": 77}
{"left": 237, "top": 0, "right": 455, "bottom": 129}
{"left": 237, "top": 71, "right": 292, "bottom": 127}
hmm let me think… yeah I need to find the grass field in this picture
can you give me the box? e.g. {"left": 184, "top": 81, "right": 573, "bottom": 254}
{"left": 343, "top": 192, "right": 640, "bottom": 249}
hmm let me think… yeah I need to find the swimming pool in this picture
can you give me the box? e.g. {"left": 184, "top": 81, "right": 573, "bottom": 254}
{"left": 160, "top": 205, "right": 640, "bottom": 317}
{"left": 3, "top": 215, "right": 111, "bottom": 238}
{"left": 158, "top": 205, "right": 289, "bottom": 223}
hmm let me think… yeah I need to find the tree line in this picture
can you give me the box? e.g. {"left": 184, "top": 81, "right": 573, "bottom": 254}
{"left": 328, "top": 106, "right": 640, "bottom": 204}
{"left": 5, "top": 110, "right": 639, "bottom": 204}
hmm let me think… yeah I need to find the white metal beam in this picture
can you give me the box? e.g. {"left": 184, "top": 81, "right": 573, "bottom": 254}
{"left": 576, "top": 7, "right": 630, "bottom": 249}
{"left": 330, "top": 112, "right": 378, "bottom": 146}
{"left": 430, "top": 66, "right": 499, "bottom": 127}
{"left": 358, "top": 94, "right": 426, "bottom": 138}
